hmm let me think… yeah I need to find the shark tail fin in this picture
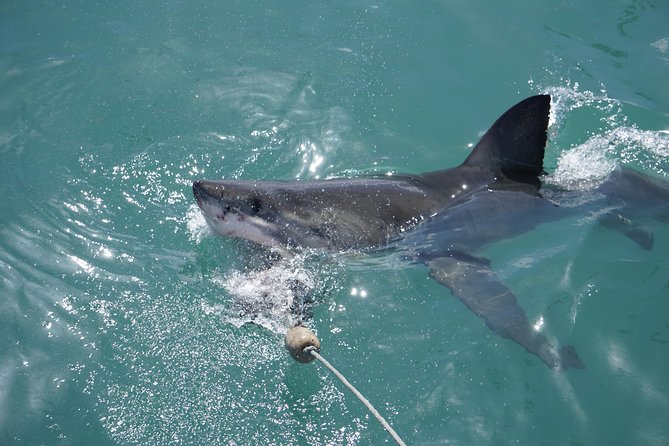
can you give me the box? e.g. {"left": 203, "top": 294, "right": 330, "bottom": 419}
{"left": 463, "top": 95, "right": 551, "bottom": 176}
{"left": 557, "top": 345, "right": 586, "bottom": 371}
{"left": 601, "top": 211, "right": 654, "bottom": 251}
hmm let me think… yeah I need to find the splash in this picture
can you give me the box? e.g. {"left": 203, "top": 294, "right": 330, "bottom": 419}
{"left": 545, "top": 132, "right": 617, "bottom": 189}
{"left": 185, "top": 203, "right": 210, "bottom": 243}
{"left": 543, "top": 84, "right": 624, "bottom": 130}
{"left": 212, "top": 257, "right": 319, "bottom": 334}
{"left": 542, "top": 85, "right": 669, "bottom": 190}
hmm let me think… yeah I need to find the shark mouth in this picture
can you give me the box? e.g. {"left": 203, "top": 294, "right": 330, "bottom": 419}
{"left": 208, "top": 207, "right": 281, "bottom": 250}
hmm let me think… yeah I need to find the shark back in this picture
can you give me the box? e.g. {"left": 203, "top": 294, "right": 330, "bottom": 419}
{"left": 193, "top": 95, "right": 553, "bottom": 252}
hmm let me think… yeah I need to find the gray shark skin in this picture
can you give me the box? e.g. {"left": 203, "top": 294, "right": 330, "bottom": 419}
{"left": 193, "top": 95, "right": 669, "bottom": 371}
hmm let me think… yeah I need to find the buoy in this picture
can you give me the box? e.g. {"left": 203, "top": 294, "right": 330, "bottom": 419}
{"left": 285, "top": 326, "right": 320, "bottom": 363}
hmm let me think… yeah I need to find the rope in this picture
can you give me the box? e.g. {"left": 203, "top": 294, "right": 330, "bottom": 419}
{"left": 304, "top": 346, "right": 407, "bottom": 446}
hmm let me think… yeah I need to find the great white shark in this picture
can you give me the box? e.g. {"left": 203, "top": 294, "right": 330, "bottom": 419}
{"left": 193, "top": 95, "right": 669, "bottom": 371}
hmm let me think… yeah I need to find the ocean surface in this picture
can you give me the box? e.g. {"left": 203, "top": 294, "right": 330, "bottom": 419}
{"left": 1, "top": 1, "right": 669, "bottom": 445}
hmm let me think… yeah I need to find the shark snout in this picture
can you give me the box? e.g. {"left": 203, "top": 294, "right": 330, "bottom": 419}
{"left": 192, "top": 179, "right": 266, "bottom": 219}
{"left": 193, "top": 180, "right": 230, "bottom": 219}
{"left": 192, "top": 180, "right": 204, "bottom": 207}
{"left": 193, "top": 181, "right": 229, "bottom": 220}
{"left": 192, "top": 180, "right": 225, "bottom": 208}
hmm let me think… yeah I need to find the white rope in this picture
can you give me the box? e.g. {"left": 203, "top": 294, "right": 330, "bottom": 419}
{"left": 304, "top": 346, "right": 407, "bottom": 446}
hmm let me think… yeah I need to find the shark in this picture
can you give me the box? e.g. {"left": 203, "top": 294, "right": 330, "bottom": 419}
{"left": 193, "top": 95, "right": 669, "bottom": 371}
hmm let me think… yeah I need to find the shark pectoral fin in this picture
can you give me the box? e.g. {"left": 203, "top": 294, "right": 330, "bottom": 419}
{"left": 600, "top": 211, "right": 654, "bottom": 251}
{"left": 426, "top": 254, "right": 584, "bottom": 371}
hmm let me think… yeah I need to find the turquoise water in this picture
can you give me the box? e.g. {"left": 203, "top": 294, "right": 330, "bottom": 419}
{"left": 2, "top": 1, "right": 669, "bottom": 444}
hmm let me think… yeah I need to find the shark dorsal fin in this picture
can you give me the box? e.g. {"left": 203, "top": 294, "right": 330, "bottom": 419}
{"left": 463, "top": 95, "right": 550, "bottom": 176}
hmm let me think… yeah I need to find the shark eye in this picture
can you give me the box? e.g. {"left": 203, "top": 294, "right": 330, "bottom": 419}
{"left": 249, "top": 198, "right": 262, "bottom": 214}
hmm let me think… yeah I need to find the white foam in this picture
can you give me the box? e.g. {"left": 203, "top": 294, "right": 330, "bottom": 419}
{"left": 546, "top": 134, "right": 617, "bottom": 189}
{"left": 185, "top": 204, "right": 210, "bottom": 243}
{"left": 214, "top": 258, "right": 317, "bottom": 334}
{"left": 546, "top": 126, "right": 669, "bottom": 190}
{"left": 544, "top": 85, "right": 624, "bottom": 133}
{"left": 542, "top": 85, "right": 669, "bottom": 190}
{"left": 651, "top": 37, "right": 668, "bottom": 54}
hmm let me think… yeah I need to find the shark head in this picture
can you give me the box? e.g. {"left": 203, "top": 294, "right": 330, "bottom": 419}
{"left": 193, "top": 95, "right": 551, "bottom": 255}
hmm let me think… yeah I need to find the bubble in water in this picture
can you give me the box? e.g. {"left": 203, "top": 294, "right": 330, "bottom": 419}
{"left": 542, "top": 85, "right": 669, "bottom": 189}
{"left": 546, "top": 126, "right": 669, "bottom": 189}
{"left": 214, "top": 257, "right": 318, "bottom": 334}
{"left": 185, "top": 204, "right": 210, "bottom": 243}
